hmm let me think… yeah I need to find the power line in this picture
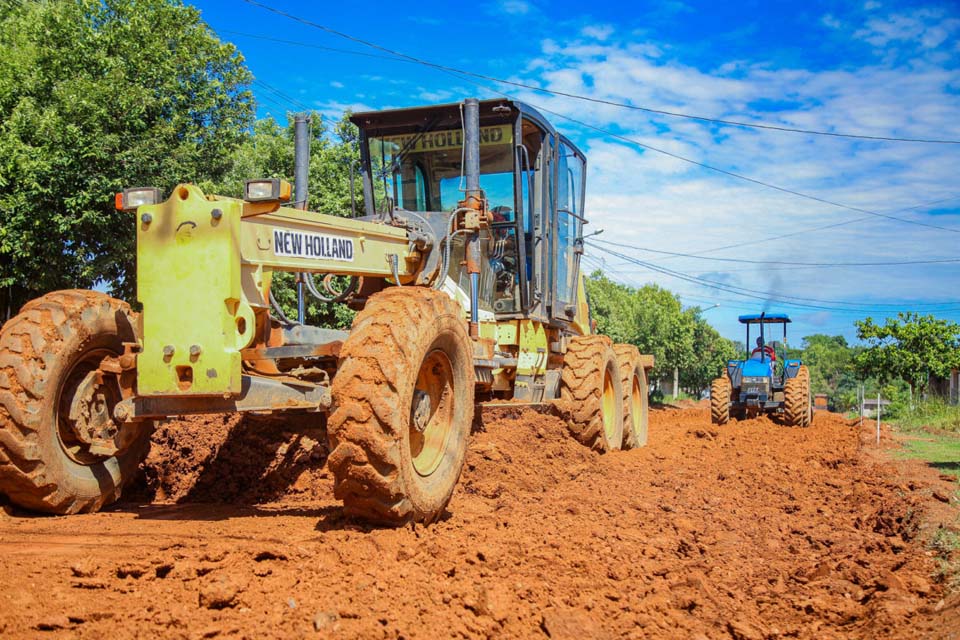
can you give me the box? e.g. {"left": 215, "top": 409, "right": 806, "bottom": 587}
{"left": 646, "top": 194, "right": 960, "bottom": 261}
{"left": 239, "top": 0, "right": 960, "bottom": 145}
{"left": 253, "top": 78, "right": 312, "bottom": 112}
{"left": 232, "top": 4, "right": 960, "bottom": 236}
{"left": 590, "top": 237, "right": 960, "bottom": 267}
{"left": 532, "top": 102, "right": 960, "bottom": 235}
{"left": 586, "top": 242, "right": 960, "bottom": 312}
{"left": 583, "top": 254, "right": 935, "bottom": 317}
{"left": 223, "top": 29, "right": 403, "bottom": 63}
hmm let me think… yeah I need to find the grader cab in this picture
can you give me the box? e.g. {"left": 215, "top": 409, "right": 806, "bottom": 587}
{"left": 0, "top": 98, "right": 653, "bottom": 525}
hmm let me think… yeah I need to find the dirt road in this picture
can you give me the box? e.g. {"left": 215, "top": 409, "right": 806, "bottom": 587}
{"left": 0, "top": 405, "right": 957, "bottom": 639}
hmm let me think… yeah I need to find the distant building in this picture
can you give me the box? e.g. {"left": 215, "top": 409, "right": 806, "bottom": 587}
{"left": 814, "top": 394, "right": 829, "bottom": 411}
{"left": 928, "top": 368, "right": 959, "bottom": 405}
{"left": 862, "top": 397, "right": 891, "bottom": 418}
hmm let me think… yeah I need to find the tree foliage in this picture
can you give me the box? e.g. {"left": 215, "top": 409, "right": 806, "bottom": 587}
{"left": 680, "top": 310, "right": 739, "bottom": 398}
{"left": 855, "top": 312, "right": 960, "bottom": 397}
{"left": 790, "top": 334, "right": 861, "bottom": 410}
{"left": 584, "top": 272, "right": 737, "bottom": 394}
{"left": 205, "top": 113, "right": 363, "bottom": 329}
{"left": 0, "top": 0, "right": 253, "bottom": 313}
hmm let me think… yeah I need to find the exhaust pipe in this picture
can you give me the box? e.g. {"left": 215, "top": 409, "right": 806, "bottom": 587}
{"left": 759, "top": 311, "right": 766, "bottom": 363}
{"left": 462, "top": 98, "right": 482, "bottom": 338}
{"left": 294, "top": 113, "right": 311, "bottom": 323}
{"left": 464, "top": 98, "right": 480, "bottom": 193}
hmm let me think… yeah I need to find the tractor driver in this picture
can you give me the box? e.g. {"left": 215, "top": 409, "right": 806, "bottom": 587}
{"left": 751, "top": 336, "right": 776, "bottom": 361}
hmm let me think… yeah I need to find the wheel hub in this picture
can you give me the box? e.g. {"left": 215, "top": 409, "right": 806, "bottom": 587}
{"left": 412, "top": 390, "right": 432, "bottom": 433}
{"left": 66, "top": 370, "right": 120, "bottom": 457}
{"left": 409, "top": 350, "right": 455, "bottom": 477}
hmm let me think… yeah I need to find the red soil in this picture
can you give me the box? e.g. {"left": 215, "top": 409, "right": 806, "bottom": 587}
{"left": 0, "top": 406, "right": 957, "bottom": 638}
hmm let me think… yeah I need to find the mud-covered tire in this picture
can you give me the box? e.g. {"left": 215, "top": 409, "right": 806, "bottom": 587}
{"left": 710, "top": 377, "right": 731, "bottom": 425}
{"left": 785, "top": 365, "right": 811, "bottom": 427}
{"left": 0, "top": 290, "right": 152, "bottom": 514}
{"left": 559, "top": 335, "right": 623, "bottom": 452}
{"left": 327, "top": 288, "right": 474, "bottom": 525}
{"left": 613, "top": 344, "right": 648, "bottom": 449}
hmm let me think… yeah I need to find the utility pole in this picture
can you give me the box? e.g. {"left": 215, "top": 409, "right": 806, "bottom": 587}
{"left": 294, "top": 113, "right": 310, "bottom": 324}
{"left": 876, "top": 392, "right": 881, "bottom": 445}
{"left": 859, "top": 384, "right": 864, "bottom": 429}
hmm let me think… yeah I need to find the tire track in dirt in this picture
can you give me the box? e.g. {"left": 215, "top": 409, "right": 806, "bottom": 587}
{"left": 0, "top": 405, "right": 956, "bottom": 638}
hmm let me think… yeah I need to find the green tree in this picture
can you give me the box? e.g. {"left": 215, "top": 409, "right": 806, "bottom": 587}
{"left": 680, "top": 311, "right": 739, "bottom": 397}
{"left": 855, "top": 312, "right": 960, "bottom": 400}
{"left": 206, "top": 112, "right": 363, "bottom": 329}
{"left": 584, "top": 272, "right": 699, "bottom": 384}
{"left": 796, "top": 334, "right": 861, "bottom": 410}
{"left": 0, "top": 0, "right": 253, "bottom": 316}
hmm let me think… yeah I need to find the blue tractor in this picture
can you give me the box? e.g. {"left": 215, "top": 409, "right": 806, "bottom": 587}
{"left": 710, "top": 313, "right": 811, "bottom": 426}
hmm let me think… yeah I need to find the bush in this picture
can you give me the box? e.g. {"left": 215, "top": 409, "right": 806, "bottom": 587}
{"left": 890, "top": 397, "right": 960, "bottom": 433}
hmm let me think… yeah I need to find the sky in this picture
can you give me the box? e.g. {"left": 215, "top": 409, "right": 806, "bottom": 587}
{"left": 191, "top": 0, "right": 960, "bottom": 345}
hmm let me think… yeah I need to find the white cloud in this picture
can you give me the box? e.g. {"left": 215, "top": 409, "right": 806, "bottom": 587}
{"left": 503, "top": 5, "right": 960, "bottom": 339}
{"left": 330, "top": 81, "right": 344, "bottom": 89}
{"left": 581, "top": 24, "right": 614, "bottom": 41}
{"left": 821, "top": 14, "right": 842, "bottom": 30}
{"left": 493, "top": 0, "right": 533, "bottom": 16}
{"left": 853, "top": 8, "right": 960, "bottom": 52}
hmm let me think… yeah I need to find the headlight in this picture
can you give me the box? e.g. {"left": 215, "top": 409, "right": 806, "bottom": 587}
{"left": 115, "top": 187, "right": 162, "bottom": 212}
{"left": 244, "top": 178, "right": 292, "bottom": 203}
{"left": 742, "top": 377, "right": 768, "bottom": 384}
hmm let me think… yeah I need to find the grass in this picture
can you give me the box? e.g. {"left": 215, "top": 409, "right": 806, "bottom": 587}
{"left": 895, "top": 435, "right": 960, "bottom": 481}
{"left": 930, "top": 527, "right": 960, "bottom": 591}
{"left": 889, "top": 398, "right": 960, "bottom": 433}
{"left": 887, "top": 400, "right": 960, "bottom": 481}
{"left": 885, "top": 400, "right": 960, "bottom": 590}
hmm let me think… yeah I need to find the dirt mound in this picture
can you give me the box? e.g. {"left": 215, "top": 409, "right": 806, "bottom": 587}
{"left": 136, "top": 413, "right": 329, "bottom": 504}
{"left": 0, "top": 405, "right": 954, "bottom": 638}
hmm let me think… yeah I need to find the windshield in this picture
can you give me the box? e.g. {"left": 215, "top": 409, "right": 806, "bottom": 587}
{"left": 367, "top": 124, "right": 515, "bottom": 212}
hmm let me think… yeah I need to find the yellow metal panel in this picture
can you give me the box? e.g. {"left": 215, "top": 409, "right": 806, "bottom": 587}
{"left": 496, "top": 321, "right": 519, "bottom": 347}
{"left": 569, "top": 273, "right": 592, "bottom": 337}
{"left": 136, "top": 185, "right": 249, "bottom": 396}
{"left": 240, "top": 206, "right": 418, "bottom": 279}
{"left": 478, "top": 320, "right": 498, "bottom": 342}
{"left": 517, "top": 320, "right": 548, "bottom": 376}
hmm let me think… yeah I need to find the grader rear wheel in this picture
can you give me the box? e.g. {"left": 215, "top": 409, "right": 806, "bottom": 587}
{"left": 710, "top": 377, "right": 731, "bottom": 426}
{"left": 613, "top": 344, "right": 648, "bottom": 449}
{"left": 0, "top": 290, "right": 152, "bottom": 514}
{"left": 559, "top": 336, "right": 623, "bottom": 452}
{"left": 327, "top": 288, "right": 474, "bottom": 525}
{"left": 784, "top": 365, "right": 811, "bottom": 427}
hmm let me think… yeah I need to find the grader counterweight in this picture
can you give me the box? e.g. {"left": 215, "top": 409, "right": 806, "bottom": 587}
{"left": 0, "top": 98, "right": 653, "bottom": 524}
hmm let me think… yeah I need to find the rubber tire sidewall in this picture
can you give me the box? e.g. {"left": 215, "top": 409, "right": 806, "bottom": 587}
{"left": 710, "top": 377, "right": 730, "bottom": 426}
{"left": 1, "top": 293, "right": 151, "bottom": 514}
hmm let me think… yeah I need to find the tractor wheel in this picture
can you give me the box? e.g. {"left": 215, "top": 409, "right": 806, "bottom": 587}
{"left": 327, "top": 288, "right": 474, "bottom": 525}
{"left": 559, "top": 335, "right": 623, "bottom": 452}
{"left": 0, "top": 290, "right": 153, "bottom": 514}
{"left": 710, "top": 377, "right": 731, "bottom": 425}
{"left": 613, "top": 344, "right": 648, "bottom": 449}
{"left": 784, "top": 365, "right": 811, "bottom": 427}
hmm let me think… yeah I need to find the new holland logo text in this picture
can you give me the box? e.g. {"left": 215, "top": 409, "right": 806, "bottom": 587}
{"left": 273, "top": 229, "right": 355, "bottom": 262}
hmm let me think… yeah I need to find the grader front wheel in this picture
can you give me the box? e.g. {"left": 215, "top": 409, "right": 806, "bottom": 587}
{"left": 0, "top": 290, "right": 152, "bottom": 514}
{"left": 613, "top": 344, "right": 648, "bottom": 449}
{"left": 326, "top": 288, "right": 474, "bottom": 525}
{"left": 560, "top": 336, "right": 624, "bottom": 452}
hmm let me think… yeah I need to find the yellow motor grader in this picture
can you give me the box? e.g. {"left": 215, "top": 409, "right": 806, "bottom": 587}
{"left": 0, "top": 98, "right": 652, "bottom": 524}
